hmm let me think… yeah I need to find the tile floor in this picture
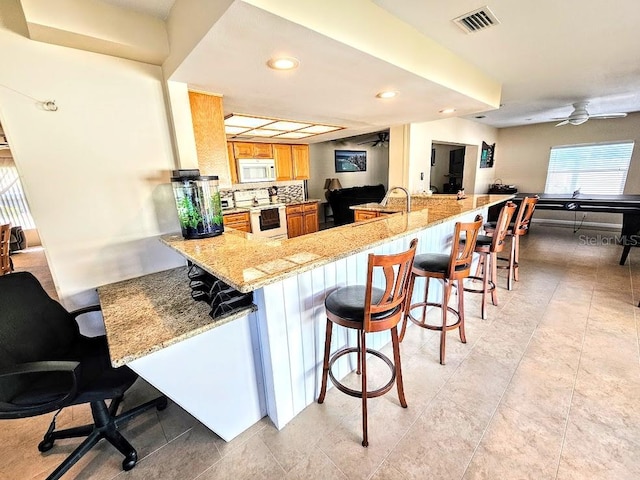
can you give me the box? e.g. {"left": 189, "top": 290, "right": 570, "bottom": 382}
{"left": 2, "top": 225, "right": 639, "bottom": 480}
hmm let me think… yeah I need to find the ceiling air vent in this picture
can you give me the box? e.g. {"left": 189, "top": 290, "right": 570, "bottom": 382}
{"left": 453, "top": 6, "right": 500, "bottom": 33}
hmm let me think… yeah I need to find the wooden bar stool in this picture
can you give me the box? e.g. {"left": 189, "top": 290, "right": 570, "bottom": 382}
{"left": 0, "top": 223, "right": 12, "bottom": 276}
{"left": 400, "top": 217, "right": 483, "bottom": 365}
{"left": 484, "top": 196, "right": 538, "bottom": 290}
{"left": 318, "top": 238, "right": 418, "bottom": 447}
{"left": 463, "top": 202, "right": 517, "bottom": 319}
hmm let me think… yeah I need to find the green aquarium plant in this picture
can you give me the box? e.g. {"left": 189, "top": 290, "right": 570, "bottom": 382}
{"left": 171, "top": 171, "right": 224, "bottom": 239}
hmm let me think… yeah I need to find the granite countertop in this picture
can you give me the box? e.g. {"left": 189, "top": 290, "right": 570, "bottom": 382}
{"left": 98, "top": 266, "right": 256, "bottom": 367}
{"left": 222, "top": 207, "right": 250, "bottom": 215}
{"left": 161, "top": 194, "right": 513, "bottom": 294}
{"left": 283, "top": 198, "right": 321, "bottom": 206}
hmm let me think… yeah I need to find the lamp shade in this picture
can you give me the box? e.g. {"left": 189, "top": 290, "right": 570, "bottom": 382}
{"left": 328, "top": 178, "right": 343, "bottom": 190}
{"left": 324, "top": 178, "right": 332, "bottom": 189}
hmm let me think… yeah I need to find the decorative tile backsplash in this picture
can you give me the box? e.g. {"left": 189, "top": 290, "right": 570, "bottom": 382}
{"left": 220, "top": 181, "right": 305, "bottom": 206}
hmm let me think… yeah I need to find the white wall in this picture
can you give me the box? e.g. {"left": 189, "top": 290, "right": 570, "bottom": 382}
{"left": 0, "top": 27, "right": 184, "bottom": 322}
{"left": 308, "top": 139, "right": 389, "bottom": 201}
{"left": 496, "top": 113, "right": 640, "bottom": 226}
{"left": 407, "top": 118, "right": 499, "bottom": 194}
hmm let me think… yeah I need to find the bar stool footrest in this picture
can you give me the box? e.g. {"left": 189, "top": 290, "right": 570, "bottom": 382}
{"left": 407, "top": 302, "right": 462, "bottom": 331}
{"left": 327, "top": 346, "right": 396, "bottom": 399}
{"left": 462, "top": 275, "right": 496, "bottom": 294}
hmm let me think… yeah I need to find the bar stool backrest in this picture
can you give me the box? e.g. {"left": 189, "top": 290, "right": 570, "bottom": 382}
{"left": 491, "top": 202, "right": 518, "bottom": 253}
{"left": 364, "top": 238, "right": 418, "bottom": 333}
{"left": 0, "top": 224, "right": 11, "bottom": 276}
{"left": 513, "top": 196, "right": 539, "bottom": 235}
{"left": 448, "top": 216, "right": 483, "bottom": 280}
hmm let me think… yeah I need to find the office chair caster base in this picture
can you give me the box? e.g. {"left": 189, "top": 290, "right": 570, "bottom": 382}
{"left": 156, "top": 396, "right": 168, "bottom": 411}
{"left": 122, "top": 452, "right": 137, "bottom": 471}
{"left": 38, "top": 438, "right": 54, "bottom": 452}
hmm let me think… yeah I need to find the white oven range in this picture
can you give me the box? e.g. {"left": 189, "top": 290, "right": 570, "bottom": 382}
{"left": 233, "top": 189, "right": 288, "bottom": 240}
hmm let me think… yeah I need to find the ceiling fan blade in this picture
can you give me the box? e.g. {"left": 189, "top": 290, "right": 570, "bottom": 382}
{"left": 555, "top": 120, "right": 570, "bottom": 127}
{"left": 590, "top": 112, "right": 627, "bottom": 119}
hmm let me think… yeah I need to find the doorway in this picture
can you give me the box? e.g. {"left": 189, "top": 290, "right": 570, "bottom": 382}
{"left": 430, "top": 142, "right": 465, "bottom": 194}
{"left": 0, "top": 121, "right": 56, "bottom": 298}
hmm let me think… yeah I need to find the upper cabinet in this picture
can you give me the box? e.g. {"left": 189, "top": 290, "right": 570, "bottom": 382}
{"left": 272, "top": 144, "right": 310, "bottom": 181}
{"left": 292, "top": 145, "right": 310, "bottom": 180}
{"left": 233, "top": 142, "right": 273, "bottom": 159}
{"left": 228, "top": 142, "right": 310, "bottom": 182}
{"left": 273, "top": 144, "right": 293, "bottom": 181}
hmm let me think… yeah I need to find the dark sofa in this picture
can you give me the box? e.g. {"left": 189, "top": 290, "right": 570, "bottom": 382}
{"left": 327, "top": 184, "right": 386, "bottom": 226}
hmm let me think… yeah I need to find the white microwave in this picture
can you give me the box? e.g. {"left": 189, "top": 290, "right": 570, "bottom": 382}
{"left": 237, "top": 158, "right": 276, "bottom": 183}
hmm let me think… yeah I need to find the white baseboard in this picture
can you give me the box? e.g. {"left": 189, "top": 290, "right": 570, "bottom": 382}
{"left": 530, "top": 218, "right": 622, "bottom": 231}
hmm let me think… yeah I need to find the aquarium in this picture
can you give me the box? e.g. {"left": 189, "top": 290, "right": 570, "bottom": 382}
{"left": 171, "top": 170, "right": 224, "bottom": 239}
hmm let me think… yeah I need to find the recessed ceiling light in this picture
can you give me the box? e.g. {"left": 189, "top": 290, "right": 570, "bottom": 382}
{"left": 376, "top": 91, "right": 398, "bottom": 99}
{"left": 439, "top": 108, "right": 456, "bottom": 114}
{"left": 267, "top": 57, "right": 300, "bottom": 70}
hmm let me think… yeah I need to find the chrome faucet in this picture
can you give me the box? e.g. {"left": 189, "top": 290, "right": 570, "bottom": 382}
{"left": 381, "top": 186, "right": 411, "bottom": 212}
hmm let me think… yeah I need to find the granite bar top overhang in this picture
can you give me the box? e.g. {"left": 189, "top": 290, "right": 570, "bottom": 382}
{"left": 98, "top": 266, "right": 256, "bottom": 367}
{"left": 161, "top": 194, "right": 513, "bottom": 294}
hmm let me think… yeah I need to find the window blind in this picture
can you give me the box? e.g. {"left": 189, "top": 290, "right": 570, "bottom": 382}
{"left": 544, "top": 141, "right": 634, "bottom": 195}
{"left": 0, "top": 163, "right": 36, "bottom": 229}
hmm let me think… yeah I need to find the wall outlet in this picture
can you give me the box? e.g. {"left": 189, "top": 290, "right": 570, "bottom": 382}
{"left": 420, "top": 172, "right": 424, "bottom": 180}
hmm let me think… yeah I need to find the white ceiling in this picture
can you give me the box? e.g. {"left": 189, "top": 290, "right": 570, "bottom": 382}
{"left": 101, "top": 0, "right": 640, "bottom": 137}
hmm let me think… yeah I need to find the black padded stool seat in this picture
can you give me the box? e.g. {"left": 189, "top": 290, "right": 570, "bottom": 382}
{"left": 400, "top": 217, "right": 483, "bottom": 365}
{"left": 318, "top": 239, "right": 417, "bottom": 447}
{"left": 463, "top": 202, "right": 517, "bottom": 320}
{"left": 325, "top": 286, "right": 399, "bottom": 324}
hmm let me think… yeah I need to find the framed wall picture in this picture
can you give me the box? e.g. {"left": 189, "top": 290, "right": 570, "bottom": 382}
{"left": 480, "top": 141, "right": 495, "bottom": 168}
{"left": 335, "top": 150, "right": 367, "bottom": 172}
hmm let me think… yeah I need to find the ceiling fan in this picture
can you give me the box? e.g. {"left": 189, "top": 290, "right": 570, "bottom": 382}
{"left": 554, "top": 101, "right": 627, "bottom": 127}
{"left": 358, "top": 131, "right": 389, "bottom": 147}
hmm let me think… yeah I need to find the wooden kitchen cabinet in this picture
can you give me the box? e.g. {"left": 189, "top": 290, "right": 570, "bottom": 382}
{"left": 292, "top": 145, "right": 310, "bottom": 180}
{"left": 286, "top": 202, "right": 318, "bottom": 238}
{"left": 273, "top": 144, "right": 310, "bottom": 180}
{"left": 302, "top": 203, "right": 318, "bottom": 233}
{"left": 233, "top": 142, "right": 273, "bottom": 159}
{"left": 354, "top": 209, "right": 384, "bottom": 222}
{"left": 223, "top": 211, "right": 251, "bottom": 232}
{"left": 273, "top": 144, "right": 294, "bottom": 181}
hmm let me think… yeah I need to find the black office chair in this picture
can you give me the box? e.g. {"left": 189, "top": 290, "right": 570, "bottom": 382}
{"left": 0, "top": 271, "right": 167, "bottom": 480}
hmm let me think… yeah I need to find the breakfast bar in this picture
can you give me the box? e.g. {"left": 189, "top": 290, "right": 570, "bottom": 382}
{"left": 98, "top": 194, "right": 512, "bottom": 440}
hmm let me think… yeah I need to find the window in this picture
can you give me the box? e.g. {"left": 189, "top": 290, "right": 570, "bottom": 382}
{"left": 0, "top": 158, "right": 36, "bottom": 229}
{"left": 544, "top": 141, "right": 634, "bottom": 195}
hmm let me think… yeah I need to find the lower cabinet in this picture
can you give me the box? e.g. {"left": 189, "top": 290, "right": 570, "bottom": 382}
{"left": 286, "top": 203, "right": 318, "bottom": 238}
{"left": 354, "top": 209, "right": 385, "bottom": 222}
{"left": 223, "top": 212, "right": 251, "bottom": 232}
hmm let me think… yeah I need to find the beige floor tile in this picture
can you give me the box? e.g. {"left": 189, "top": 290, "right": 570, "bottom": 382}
{"left": 557, "top": 410, "right": 640, "bottom": 480}
{"left": 463, "top": 405, "right": 564, "bottom": 480}
{"left": 435, "top": 352, "right": 515, "bottom": 422}
{"left": 121, "top": 423, "right": 222, "bottom": 480}
{"left": 284, "top": 449, "right": 347, "bottom": 480}
{"left": 259, "top": 399, "right": 353, "bottom": 473}
{"left": 385, "top": 398, "right": 487, "bottom": 480}
{"left": 198, "top": 435, "right": 285, "bottom": 480}
{"left": 369, "top": 460, "right": 408, "bottom": 480}
{"left": 500, "top": 356, "right": 576, "bottom": 429}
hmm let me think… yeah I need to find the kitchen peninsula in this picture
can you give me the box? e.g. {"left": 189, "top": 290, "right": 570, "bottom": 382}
{"left": 98, "top": 194, "right": 512, "bottom": 441}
